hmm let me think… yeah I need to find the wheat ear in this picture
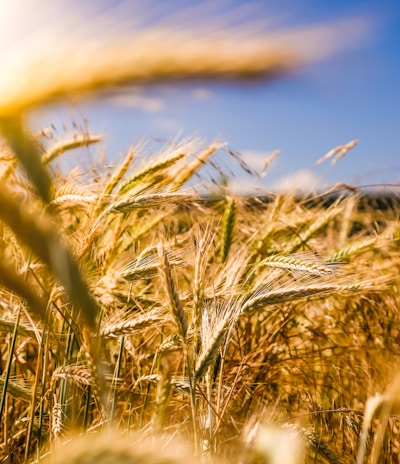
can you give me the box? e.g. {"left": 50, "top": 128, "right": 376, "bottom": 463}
{"left": 41, "top": 132, "right": 102, "bottom": 165}
{"left": 118, "top": 152, "right": 185, "bottom": 194}
{"left": 151, "top": 362, "right": 172, "bottom": 432}
{"left": 240, "top": 282, "right": 372, "bottom": 314}
{"left": 328, "top": 236, "right": 377, "bottom": 263}
{"left": 220, "top": 196, "right": 237, "bottom": 263}
{"left": 158, "top": 243, "right": 188, "bottom": 341}
{"left": 101, "top": 310, "right": 168, "bottom": 338}
{"left": 283, "top": 205, "right": 343, "bottom": 253}
{"left": 51, "top": 399, "right": 63, "bottom": 441}
{"left": 51, "top": 365, "right": 93, "bottom": 388}
{"left": 92, "top": 149, "right": 136, "bottom": 217}
{"left": 120, "top": 246, "right": 186, "bottom": 281}
{"left": 105, "top": 192, "right": 193, "bottom": 213}
{"left": 316, "top": 139, "right": 358, "bottom": 165}
{"left": 192, "top": 234, "right": 211, "bottom": 355}
{"left": 261, "top": 255, "right": 334, "bottom": 275}
{"left": 194, "top": 303, "right": 236, "bottom": 382}
{"left": 169, "top": 143, "right": 219, "bottom": 191}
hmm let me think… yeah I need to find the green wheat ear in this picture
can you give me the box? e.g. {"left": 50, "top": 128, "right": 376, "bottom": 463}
{"left": 220, "top": 196, "right": 237, "bottom": 263}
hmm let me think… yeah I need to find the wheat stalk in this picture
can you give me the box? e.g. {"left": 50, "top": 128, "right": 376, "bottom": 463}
{"left": 220, "top": 196, "right": 237, "bottom": 263}
{"left": 41, "top": 133, "right": 102, "bottom": 165}
{"left": 51, "top": 193, "right": 98, "bottom": 207}
{"left": 240, "top": 281, "right": 375, "bottom": 314}
{"left": 169, "top": 143, "right": 220, "bottom": 192}
{"left": 151, "top": 363, "right": 172, "bottom": 432}
{"left": 0, "top": 13, "right": 365, "bottom": 115}
{"left": 51, "top": 365, "right": 93, "bottom": 388}
{"left": 328, "top": 236, "right": 377, "bottom": 263}
{"left": 118, "top": 152, "right": 185, "bottom": 195}
{"left": 194, "top": 300, "right": 237, "bottom": 382}
{"left": 283, "top": 204, "right": 344, "bottom": 253}
{"left": 101, "top": 310, "right": 168, "bottom": 338}
{"left": 158, "top": 243, "right": 188, "bottom": 341}
{"left": 316, "top": 139, "right": 359, "bottom": 165}
{"left": 0, "top": 378, "right": 32, "bottom": 402}
{"left": 120, "top": 246, "right": 187, "bottom": 281}
{"left": 0, "top": 117, "right": 52, "bottom": 202}
{"left": 51, "top": 400, "right": 63, "bottom": 441}
{"left": 261, "top": 255, "right": 334, "bottom": 275}
{"left": 103, "top": 150, "right": 135, "bottom": 196}
{"left": 105, "top": 192, "right": 193, "bottom": 213}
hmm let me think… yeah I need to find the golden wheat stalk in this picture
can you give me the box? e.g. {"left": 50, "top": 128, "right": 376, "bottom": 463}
{"left": 118, "top": 152, "right": 185, "bottom": 195}
{"left": 51, "top": 365, "right": 93, "bottom": 388}
{"left": 194, "top": 300, "right": 237, "bottom": 382}
{"left": 316, "top": 139, "right": 359, "bottom": 165}
{"left": 192, "top": 230, "right": 214, "bottom": 355}
{"left": 41, "top": 133, "right": 102, "bottom": 165}
{"left": 159, "top": 334, "right": 182, "bottom": 352}
{"left": 327, "top": 236, "right": 377, "bottom": 263}
{"left": 103, "top": 150, "right": 135, "bottom": 196}
{"left": 101, "top": 310, "right": 168, "bottom": 338}
{"left": 158, "top": 243, "right": 188, "bottom": 341}
{"left": 261, "top": 150, "right": 280, "bottom": 176}
{"left": 261, "top": 255, "right": 334, "bottom": 275}
{"left": 0, "top": 378, "right": 32, "bottom": 402}
{"left": 169, "top": 143, "right": 220, "bottom": 192}
{"left": 51, "top": 401, "right": 63, "bottom": 440}
{"left": 240, "top": 281, "right": 378, "bottom": 314}
{"left": 0, "top": 12, "right": 367, "bottom": 115}
{"left": 283, "top": 204, "right": 344, "bottom": 253}
{"left": 151, "top": 364, "right": 172, "bottom": 432}
{"left": 135, "top": 374, "right": 196, "bottom": 397}
{"left": 105, "top": 192, "right": 194, "bottom": 213}
{"left": 120, "top": 246, "right": 187, "bottom": 281}
{"left": 51, "top": 193, "right": 98, "bottom": 208}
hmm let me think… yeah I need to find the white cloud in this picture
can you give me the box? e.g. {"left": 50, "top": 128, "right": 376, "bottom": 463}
{"left": 191, "top": 87, "right": 213, "bottom": 101}
{"left": 227, "top": 177, "right": 269, "bottom": 196}
{"left": 272, "top": 169, "right": 323, "bottom": 193}
{"left": 110, "top": 94, "right": 165, "bottom": 112}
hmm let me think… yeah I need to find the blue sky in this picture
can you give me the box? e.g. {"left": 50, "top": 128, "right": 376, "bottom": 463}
{"left": 27, "top": 0, "right": 400, "bottom": 192}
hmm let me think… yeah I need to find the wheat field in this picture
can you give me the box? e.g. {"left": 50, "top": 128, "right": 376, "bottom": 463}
{"left": 0, "top": 6, "right": 399, "bottom": 464}
{"left": 0, "top": 130, "right": 399, "bottom": 463}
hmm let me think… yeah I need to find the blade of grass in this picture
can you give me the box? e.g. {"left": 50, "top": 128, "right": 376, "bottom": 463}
{"left": 0, "top": 187, "right": 99, "bottom": 331}
{"left": 0, "top": 307, "right": 22, "bottom": 421}
{"left": 0, "top": 116, "right": 52, "bottom": 203}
